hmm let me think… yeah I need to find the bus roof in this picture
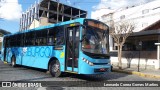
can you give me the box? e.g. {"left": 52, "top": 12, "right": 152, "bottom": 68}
{"left": 4, "top": 18, "right": 85, "bottom": 37}
{"left": 4, "top": 18, "right": 106, "bottom": 37}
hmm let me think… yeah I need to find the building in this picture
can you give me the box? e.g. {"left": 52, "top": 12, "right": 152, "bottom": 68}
{"left": 19, "top": 0, "right": 87, "bottom": 32}
{"left": 93, "top": 0, "right": 160, "bottom": 69}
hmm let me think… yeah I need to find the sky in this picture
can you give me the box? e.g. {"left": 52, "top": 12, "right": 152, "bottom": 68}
{"left": 0, "top": 0, "right": 154, "bottom": 33}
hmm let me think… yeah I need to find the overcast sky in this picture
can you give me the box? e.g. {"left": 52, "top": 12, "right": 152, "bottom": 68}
{"left": 0, "top": 0, "right": 155, "bottom": 33}
{"left": 91, "top": 0, "right": 154, "bottom": 19}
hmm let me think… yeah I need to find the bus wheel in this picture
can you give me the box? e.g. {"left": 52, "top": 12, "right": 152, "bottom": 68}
{"left": 11, "top": 56, "right": 16, "bottom": 67}
{"left": 49, "top": 60, "right": 61, "bottom": 77}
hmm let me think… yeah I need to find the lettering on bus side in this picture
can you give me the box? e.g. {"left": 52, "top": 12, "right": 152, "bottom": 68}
{"left": 26, "top": 47, "right": 51, "bottom": 57}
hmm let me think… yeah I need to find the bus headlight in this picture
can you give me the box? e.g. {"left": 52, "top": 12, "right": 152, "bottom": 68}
{"left": 88, "top": 62, "right": 94, "bottom": 66}
{"left": 82, "top": 58, "right": 94, "bottom": 66}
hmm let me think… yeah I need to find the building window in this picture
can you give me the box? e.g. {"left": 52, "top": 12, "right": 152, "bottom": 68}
{"left": 142, "top": 9, "right": 149, "bottom": 14}
{"left": 120, "top": 15, "right": 125, "bottom": 19}
{"left": 142, "top": 40, "right": 157, "bottom": 51}
{"left": 123, "top": 43, "right": 136, "bottom": 51}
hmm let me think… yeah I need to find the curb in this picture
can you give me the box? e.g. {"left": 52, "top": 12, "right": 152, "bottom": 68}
{"left": 113, "top": 69, "right": 160, "bottom": 79}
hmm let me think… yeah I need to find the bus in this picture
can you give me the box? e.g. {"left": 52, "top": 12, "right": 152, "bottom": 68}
{"left": 1, "top": 18, "right": 111, "bottom": 77}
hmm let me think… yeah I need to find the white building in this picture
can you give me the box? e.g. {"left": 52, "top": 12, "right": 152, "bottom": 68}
{"left": 100, "top": 0, "right": 160, "bottom": 32}
{"left": 92, "top": 0, "right": 160, "bottom": 69}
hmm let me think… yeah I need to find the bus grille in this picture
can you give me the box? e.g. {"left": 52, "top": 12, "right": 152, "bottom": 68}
{"left": 93, "top": 63, "right": 108, "bottom": 65}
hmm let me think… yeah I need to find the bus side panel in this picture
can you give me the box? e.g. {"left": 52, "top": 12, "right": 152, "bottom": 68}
{"left": 6, "top": 46, "right": 66, "bottom": 71}
{"left": 4, "top": 47, "right": 18, "bottom": 64}
{"left": 51, "top": 46, "right": 65, "bottom": 72}
{"left": 34, "top": 46, "right": 52, "bottom": 69}
{"left": 14, "top": 47, "right": 22, "bottom": 65}
{"left": 6, "top": 48, "right": 12, "bottom": 63}
{"left": 1, "top": 48, "right": 4, "bottom": 61}
{"left": 21, "top": 52, "right": 34, "bottom": 67}
{"left": 21, "top": 46, "right": 52, "bottom": 69}
{"left": 1, "top": 48, "right": 5, "bottom": 62}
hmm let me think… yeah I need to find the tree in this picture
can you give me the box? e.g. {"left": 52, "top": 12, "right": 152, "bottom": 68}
{"left": 110, "top": 21, "right": 134, "bottom": 69}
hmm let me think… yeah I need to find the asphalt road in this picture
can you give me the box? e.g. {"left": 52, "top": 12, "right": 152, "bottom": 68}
{"left": 0, "top": 60, "right": 159, "bottom": 90}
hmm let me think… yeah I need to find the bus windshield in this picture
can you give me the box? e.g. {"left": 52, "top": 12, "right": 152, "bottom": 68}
{"left": 82, "top": 26, "right": 108, "bottom": 55}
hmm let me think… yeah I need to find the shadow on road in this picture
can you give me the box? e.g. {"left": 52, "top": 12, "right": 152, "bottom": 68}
{"left": 60, "top": 72, "right": 129, "bottom": 81}
{"left": 0, "top": 60, "right": 129, "bottom": 81}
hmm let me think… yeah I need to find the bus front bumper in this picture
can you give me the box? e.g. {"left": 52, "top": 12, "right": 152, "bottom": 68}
{"left": 79, "top": 63, "right": 111, "bottom": 74}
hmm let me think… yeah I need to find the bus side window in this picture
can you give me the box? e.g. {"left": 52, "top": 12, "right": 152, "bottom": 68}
{"left": 41, "top": 30, "right": 47, "bottom": 45}
{"left": 48, "top": 37, "right": 54, "bottom": 45}
{"left": 47, "top": 26, "right": 64, "bottom": 46}
{"left": 35, "top": 38, "right": 39, "bottom": 45}
{"left": 21, "top": 34, "right": 25, "bottom": 47}
{"left": 39, "top": 38, "right": 45, "bottom": 45}
{"left": 30, "top": 31, "right": 35, "bottom": 46}
{"left": 6, "top": 37, "right": 10, "bottom": 48}
{"left": 35, "top": 31, "right": 40, "bottom": 46}
{"left": 24, "top": 33, "right": 29, "bottom": 46}
{"left": 35, "top": 30, "right": 47, "bottom": 46}
{"left": 48, "top": 29, "right": 54, "bottom": 46}
{"left": 55, "top": 26, "right": 64, "bottom": 45}
{"left": 10, "top": 36, "right": 16, "bottom": 47}
{"left": 56, "top": 32, "right": 64, "bottom": 45}
{"left": 16, "top": 34, "right": 21, "bottom": 47}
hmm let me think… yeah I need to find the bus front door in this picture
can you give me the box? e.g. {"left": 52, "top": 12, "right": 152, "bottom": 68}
{"left": 65, "top": 26, "right": 79, "bottom": 73}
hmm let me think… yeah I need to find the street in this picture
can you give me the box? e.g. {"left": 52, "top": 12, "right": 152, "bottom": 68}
{"left": 0, "top": 60, "right": 159, "bottom": 90}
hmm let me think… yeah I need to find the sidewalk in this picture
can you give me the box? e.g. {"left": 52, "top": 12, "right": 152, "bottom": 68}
{"left": 112, "top": 65, "right": 160, "bottom": 79}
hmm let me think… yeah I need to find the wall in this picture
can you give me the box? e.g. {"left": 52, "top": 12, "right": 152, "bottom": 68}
{"left": 100, "top": 0, "right": 160, "bottom": 32}
{"left": 29, "top": 19, "right": 40, "bottom": 29}
{"left": 110, "top": 51, "right": 157, "bottom": 69}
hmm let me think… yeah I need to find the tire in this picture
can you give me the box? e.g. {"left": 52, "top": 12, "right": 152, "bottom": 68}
{"left": 11, "top": 56, "right": 16, "bottom": 67}
{"left": 49, "top": 60, "right": 61, "bottom": 77}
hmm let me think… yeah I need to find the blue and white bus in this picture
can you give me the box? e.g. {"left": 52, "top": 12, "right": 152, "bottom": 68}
{"left": 1, "top": 18, "right": 111, "bottom": 77}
